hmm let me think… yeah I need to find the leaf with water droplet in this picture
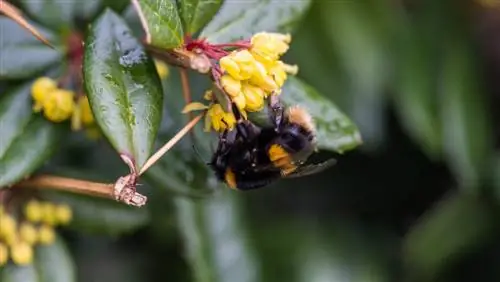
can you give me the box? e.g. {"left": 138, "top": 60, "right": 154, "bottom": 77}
{"left": 84, "top": 9, "right": 163, "bottom": 170}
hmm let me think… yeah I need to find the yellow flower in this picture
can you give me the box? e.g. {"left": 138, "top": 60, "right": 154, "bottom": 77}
{"left": 155, "top": 59, "right": 169, "bottom": 79}
{"left": 249, "top": 61, "right": 278, "bottom": 93}
{"left": 241, "top": 83, "right": 265, "bottom": 112}
{"left": 250, "top": 32, "right": 291, "bottom": 65}
{"left": 40, "top": 202, "right": 57, "bottom": 226}
{"left": 24, "top": 200, "right": 43, "bottom": 223}
{"left": 10, "top": 241, "right": 33, "bottom": 265}
{"left": 80, "top": 96, "right": 94, "bottom": 125}
{"left": 220, "top": 50, "right": 257, "bottom": 80}
{"left": 206, "top": 103, "right": 237, "bottom": 132}
{"left": 18, "top": 222, "right": 37, "bottom": 245}
{"left": 0, "top": 214, "right": 17, "bottom": 240}
{"left": 42, "top": 89, "right": 75, "bottom": 122}
{"left": 232, "top": 92, "right": 246, "bottom": 112}
{"left": 55, "top": 204, "right": 72, "bottom": 225}
{"left": 220, "top": 74, "right": 242, "bottom": 97}
{"left": 38, "top": 225, "right": 55, "bottom": 245}
{"left": 0, "top": 242, "right": 7, "bottom": 266}
{"left": 31, "top": 77, "right": 58, "bottom": 112}
{"left": 267, "top": 61, "right": 288, "bottom": 88}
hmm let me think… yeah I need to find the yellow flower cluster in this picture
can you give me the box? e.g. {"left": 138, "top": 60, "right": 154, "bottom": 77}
{"left": 206, "top": 32, "right": 298, "bottom": 132}
{"left": 31, "top": 77, "right": 99, "bottom": 138}
{"left": 0, "top": 201, "right": 72, "bottom": 266}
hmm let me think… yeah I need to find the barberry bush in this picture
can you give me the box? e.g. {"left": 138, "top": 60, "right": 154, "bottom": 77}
{"left": 0, "top": 0, "right": 362, "bottom": 280}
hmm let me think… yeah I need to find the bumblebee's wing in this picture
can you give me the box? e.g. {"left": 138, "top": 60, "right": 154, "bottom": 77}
{"left": 285, "top": 158, "right": 337, "bottom": 178}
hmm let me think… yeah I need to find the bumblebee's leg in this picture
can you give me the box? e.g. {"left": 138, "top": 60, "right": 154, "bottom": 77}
{"left": 267, "top": 94, "right": 285, "bottom": 130}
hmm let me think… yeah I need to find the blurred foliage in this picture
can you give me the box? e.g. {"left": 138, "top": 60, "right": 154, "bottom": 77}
{"left": 2, "top": 0, "right": 500, "bottom": 281}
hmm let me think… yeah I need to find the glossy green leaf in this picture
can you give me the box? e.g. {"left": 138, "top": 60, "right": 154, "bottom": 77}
{"left": 41, "top": 191, "right": 150, "bottom": 236}
{"left": 176, "top": 0, "right": 223, "bottom": 35}
{"left": 0, "top": 264, "right": 38, "bottom": 282}
{"left": 146, "top": 152, "right": 259, "bottom": 282}
{"left": 393, "top": 26, "right": 441, "bottom": 159}
{"left": 280, "top": 77, "right": 362, "bottom": 153}
{"left": 84, "top": 9, "right": 163, "bottom": 170}
{"left": 199, "top": 0, "right": 311, "bottom": 44}
{"left": 440, "top": 40, "right": 493, "bottom": 189}
{"left": 0, "top": 17, "right": 62, "bottom": 79}
{"left": 403, "top": 192, "right": 494, "bottom": 280}
{"left": 0, "top": 83, "right": 62, "bottom": 188}
{"left": 18, "top": 0, "right": 76, "bottom": 30}
{"left": 35, "top": 236, "right": 76, "bottom": 282}
{"left": 133, "top": 0, "right": 184, "bottom": 49}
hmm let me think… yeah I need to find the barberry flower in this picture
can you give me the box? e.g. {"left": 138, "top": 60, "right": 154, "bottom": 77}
{"left": 41, "top": 89, "right": 75, "bottom": 122}
{"left": 10, "top": 241, "right": 33, "bottom": 265}
{"left": 38, "top": 225, "right": 55, "bottom": 245}
{"left": 220, "top": 50, "right": 257, "bottom": 80}
{"left": 19, "top": 222, "right": 37, "bottom": 245}
{"left": 250, "top": 32, "right": 291, "bottom": 65}
{"left": 24, "top": 200, "right": 43, "bottom": 223}
{"left": 31, "top": 77, "right": 58, "bottom": 112}
{"left": 55, "top": 204, "right": 72, "bottom": 225}
{"left": 0, "top": 242, "right": 7, "bottom": 266}
{"left": 220, "top": 74, "right": 242, "bottom": 97}
{"left": 206, "top": 103, "right": 237, "bottom": 132}
{"left": 80, "top": 96, "right": 94, "bottom": 126}
{"left": 241, "top": 83, "right": 265, "bottom": 112}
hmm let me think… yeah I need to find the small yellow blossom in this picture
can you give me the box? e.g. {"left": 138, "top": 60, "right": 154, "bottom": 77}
{"left": 0, "top": 214, "right": 17, "bottom": 239}
{"left": 10, "top": 241, "right": 33, "bottom": 265}
{"left": 250, "top": 32, "right": 291, "bottom": 65}
{"left": 220, "top": 75, "right": 242, "bottom": 97}
{"left": 40, "top": 202, "right": 57, "bottom": 226}
{"left": 31, "top": 77, "right": 58, "bottom": 112}
{"left": 80, "top": 96, "right": 94, "bottom": 125}
{"left": 232, "top": 92, "right": 247, "bottom": 112}
{"left": 42, "top": 89, "right": 75, "bottom": 122}
{"left": 55, "top": 204, "right": 72, "bottom": 225}
{"left": 155, "top": 59, "right": 169, "bottom": 79}
{"left": 206, "top": 103, "right": 237, "bottom": 132}
{"left": 19, "top": 222, "right": 37, "bottom": 245}
{"left": 249, "top": 61, "right": 278, "bottom": 93}
{"left": 241, "top": 83, "right": 265, "bottom": 112}
{"left": 24, "top": 200, "right": 43, "bottom": 223}
{"left": 38, "top": 225, "right": 55, "bottom": 245}
{"left": 0, "top": 242, "right": 7, "bottom": 266}
{"left": 220, "top": 50, "right": 257, "bottom": 80}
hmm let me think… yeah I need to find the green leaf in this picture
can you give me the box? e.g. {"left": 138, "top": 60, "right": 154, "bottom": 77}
{"left": 145, "top": 152, "right": 259, "bottom": 282}
{"left": 133, "top": 0, "right": 184, "bottom": 49}
{"left": 35, "top": 236, "right": 76, "bottom": 282}
{"left": 17, "top": 0, "right": 77, "bottom": 30}
{"left": 440, "top": 39, "right": 493, "bottom": 189}
{"left": 0, "top": 264, "right": 38, "bottom": 282}
{"left": 403, "top": 192, "right": 494, "bottom": 280}
{"left": 84, "top": 9, "right": 164, "bottom": 170}
{"left": 0, "top": 17, "right": 62, "bottom": 79}
{"left": 392, "top": 25, "right": 442, "bottom": 159}
{"left": 0, "top": 83, "right": 62, "bottom": 188}
{"left": 176, "top": 0, "right": 223, "bottom": 35}
{"left": 41, "top": 191, "right": 150, "bottom": 236}
{"left": 199, "top": 0, "right": 311, "bottom": 44}
{"left": 280, "top": 77, "right": 362, "bottom": 153}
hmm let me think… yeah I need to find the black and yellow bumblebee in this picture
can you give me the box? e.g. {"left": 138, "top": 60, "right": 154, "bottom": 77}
{"left": 209, "top": 96, "right": 336, "bottom": 190}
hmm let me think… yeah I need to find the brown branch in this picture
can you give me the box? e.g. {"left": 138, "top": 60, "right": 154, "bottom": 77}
{"left": 139, "top": 113, "right": 204, "bottom": 176}
{"left": 16, "top": 175, "right": 114, "bottom": 199}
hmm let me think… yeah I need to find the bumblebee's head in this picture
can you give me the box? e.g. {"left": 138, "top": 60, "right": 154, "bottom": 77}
{"left": 273, "top": 105, "right": 317, "bottom": 162}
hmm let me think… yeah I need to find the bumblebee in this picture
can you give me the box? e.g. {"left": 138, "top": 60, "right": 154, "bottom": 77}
{"left": 209, "top": 97, "right": 336, "bottom": 190}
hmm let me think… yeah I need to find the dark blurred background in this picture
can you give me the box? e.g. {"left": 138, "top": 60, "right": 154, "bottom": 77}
{"left": 19, "top": 0, "right": 500, "bottom": 281}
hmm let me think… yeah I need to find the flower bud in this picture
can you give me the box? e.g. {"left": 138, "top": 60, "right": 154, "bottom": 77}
{"left": 0, "top": 242, "right": 8, "bottom": 266}
{"left": 42, "top": 89, "right": 75, "bottom": 122}
{"left": 24, "top": 200, "right": 43, "bottom": 223}
{"left": 38, "top": 225, "right": 55, "bottom": 245}
{"left": 220, "top": 75, "right": 242, "bottom": 97}
{"left": 31, "top": 77, "right": 57, "bottom": 112}
{"left": 55, "top": 204, "right": 72, "bottom": 225}
{"left": 220, "top": 50, "right": 257, "bottom": 80}
{"left": 19, "top": 222, "right": 37, "bottom": 245}
{"left": 10, "top": 241, "right": 33, "bottom": 265}
{"left": 242, "top": 83, "right": 265, "bottom": 112}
